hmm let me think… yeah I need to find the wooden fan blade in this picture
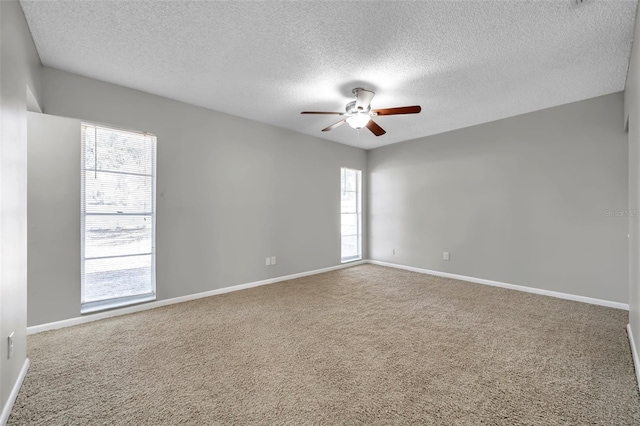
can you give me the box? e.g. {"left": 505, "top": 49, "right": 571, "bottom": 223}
{"left": 366, "top": 119, "right": 386, "bottom": 136}
{"left": 301, "top": 111, "right": 344, "bottom": 115}
{"left": 372, "top": 105, "right": 421, "bottom": 116}
{"left": 322, "top": 119, "right": 347, "bottom": 132}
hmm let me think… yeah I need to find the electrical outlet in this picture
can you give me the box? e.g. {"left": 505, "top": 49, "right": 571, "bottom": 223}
{"left": 271, "top": 256, "right": 276, "bottom": 265}
{"left": 8, "top": 332, "right": 14, "bottom": 359}
{"left": 265, "top": 257, "right": 271, "bottom": 266}
{"left": 443, "top": 252, "right": 450, "bottom": 261}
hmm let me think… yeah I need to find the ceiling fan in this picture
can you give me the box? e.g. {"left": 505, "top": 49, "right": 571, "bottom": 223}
{"left": 301, "top": 88, "right": 421, "bottom": 136}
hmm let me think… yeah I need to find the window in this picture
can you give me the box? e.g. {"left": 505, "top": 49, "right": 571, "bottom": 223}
{"left": 341, "top": 167, "right": 362, "bottom": 262}
{"left": 81, "top": 123, "right": 157, "bottom": 313}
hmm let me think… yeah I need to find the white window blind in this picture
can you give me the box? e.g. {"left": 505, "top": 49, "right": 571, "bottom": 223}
{"left": 341, "top": 167, "right": 362, "bottom": 262}
{"left": 81, "top": 123, "right": 157, "bottom": 313}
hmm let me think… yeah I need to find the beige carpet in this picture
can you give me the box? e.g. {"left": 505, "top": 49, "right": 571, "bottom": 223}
{"left": 9, "top": 264, "right": 640, "bottom": 424}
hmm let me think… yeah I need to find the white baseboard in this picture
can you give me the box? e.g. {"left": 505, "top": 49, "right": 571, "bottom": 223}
{"left": 367, "top": 260, "right": 629, "bottom": 310}
{"left": 27, "top": 258, "right": 628, "bottom": 335}
{"left": 28, "top": 260, "right": 366, "bottom": 335}
{"left": 627, "top": 324, "right": 640, "bottom": 393}
{"left": 0, "top": 358, "right": 30, "bottom": 426}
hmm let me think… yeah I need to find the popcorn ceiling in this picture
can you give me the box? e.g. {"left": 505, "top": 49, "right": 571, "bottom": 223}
{"left": 20, "top": 0, "right": 638, "bottom": 149}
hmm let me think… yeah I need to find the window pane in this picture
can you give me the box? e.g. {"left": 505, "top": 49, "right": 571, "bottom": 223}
{"left": 341, "top": 191, "right": 356, "bottom": 213}
{"left": 341, "top": 235, "right": 359, "bottom": 259}
{"left": 85, "top": 126, "right": 96, "bottom": 169}
{"left": 83, "top": 255, "right": 153, "bottom": 303}
{"left": 344, "top": 169, "right": 357, "bottom": 191}
{"left": 84, "top": 126, "right": 153, "bottom": 174}
{"left": 82, "top": 123, "right": 156, "bottom": 312}
{"left": 85, "top": 172, "right": 152, "bottom": 214}
{"left": 341, "top": 213, "right": 358, "bottom": 236}
{"left": 340, "top": 167, "right": 362, "bottom": 262}
{"left": 85, "top": 215, "right": 152, "bottom": 259}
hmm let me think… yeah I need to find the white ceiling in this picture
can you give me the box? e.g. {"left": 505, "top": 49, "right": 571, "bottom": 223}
{"left": 20, "top": 0, "right": 638, "bottom": 149}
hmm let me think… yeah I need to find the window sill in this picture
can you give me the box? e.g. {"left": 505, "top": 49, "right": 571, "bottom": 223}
{"left": 341, "top": 257, "right": 362, "bottom": 264}
{"left": 81, "top": 293, "right": 156, "bottom": 315}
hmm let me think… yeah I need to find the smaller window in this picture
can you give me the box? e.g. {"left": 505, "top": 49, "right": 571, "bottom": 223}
{"left": 341, "top": 167, "right": 362, "bottom": 262}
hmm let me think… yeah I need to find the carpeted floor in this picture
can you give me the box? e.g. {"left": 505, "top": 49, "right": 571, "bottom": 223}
{"left": 9, "top": 264, "right": 640, "bottom": 424}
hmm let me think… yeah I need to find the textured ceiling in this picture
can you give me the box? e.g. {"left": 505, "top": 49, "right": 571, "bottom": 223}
{"left": 20, "top": 0, "right": 638, "bottom": 149}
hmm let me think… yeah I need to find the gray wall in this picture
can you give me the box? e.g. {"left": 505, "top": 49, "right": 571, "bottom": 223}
{"left": 28, "top": 67, "right": 367, "bottom": 326}
{"left": 625, "top": 1, "right": 640, "bottom": 363}
{"left": 27, "top": 113, "right": 80, "bottom": 327}
{"left": 369, "top": 92, "right": 628, "bottom": 304}
{"left": 0, "top": 0, "right": 42, "bottom": 416}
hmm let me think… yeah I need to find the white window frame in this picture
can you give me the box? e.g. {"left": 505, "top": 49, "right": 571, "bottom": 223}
{"left": 81, "top": 122, "right": 157, "bottom": 313}
{"left": 341, "top": 167, "right": 362, "bottom": 263}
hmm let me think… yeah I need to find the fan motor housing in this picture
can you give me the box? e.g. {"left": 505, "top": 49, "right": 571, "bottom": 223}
{"left": 346, "top": 101, "right": 370, "bottom": 114}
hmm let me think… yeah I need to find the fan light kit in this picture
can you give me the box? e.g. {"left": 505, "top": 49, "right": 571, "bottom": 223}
{"left": 346, "top": 111, "right": 371, "bottom": 129}
{"left": 301, "top": 88, "right": 421, "bottom": 136}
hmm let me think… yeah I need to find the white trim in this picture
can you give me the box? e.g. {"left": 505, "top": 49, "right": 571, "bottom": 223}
{"left": 367, "top": 260, "right": 629, "bottom": 310}
{"left": 28, "top": 261, "right": 367, "bottom": 334}
{"left": 0, "top": 358, "right": 30, "bottom": 426}
{"left": 627, "top": 324, "right": 640, "bottom": 393}
{"left": 28, "top": 258, "right": 628, "bottom": 335}
{"left": 81, "top": 293, "right": 156, "bottom": 314}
